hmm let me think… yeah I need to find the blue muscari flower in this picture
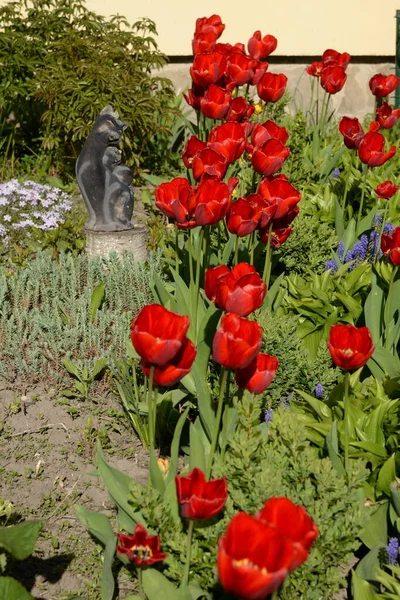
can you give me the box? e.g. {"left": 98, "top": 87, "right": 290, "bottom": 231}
{"left": 387, "top": 537, "right": 399, "bottom": 565}
{"left": 314, "top": 383, "right": 324, "bottom": 399}
{"left": 264, "top": 409, "right": 273, "bottom": 422}
{"left": 369, "top": 230, "right": 380, "bottom": 256}
{"left": 324, "top": 258, "right": 338, "bottom": 273}
{"left": 373, "top": 215, "right": 383, "bottom": 226}
{"left": 279, "top": 396, "right": 291, "bottom": 408}
{"left": 384, "top": 223, "right": 395, "bottom": 235}
{"left": 337, "top": 241, "right": 345, "bottom": 262}
{"left": 333, "top": 168, "right": 341, "bottom": 178}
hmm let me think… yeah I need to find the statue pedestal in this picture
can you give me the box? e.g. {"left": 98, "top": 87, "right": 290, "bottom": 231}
{"left": 85, "top": 225, "right": 148, "bottom": 261}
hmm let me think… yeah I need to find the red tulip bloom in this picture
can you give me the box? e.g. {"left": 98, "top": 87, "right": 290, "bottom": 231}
{"left": 204, "top": 265, "right": 230, "bottom": 302}
{"left": 306, "top": 61, "right": 323, "bottom": 77}
{"left": 251, "top": 120, "right": 289, "bottom": 148}
{"left": 227, "top": 51, "right": 256, "bottom": 87}
{"left": 131, "top": 304, "right": 190, "bottom": 366}
{"left": 190, "top": 52, "right": 227, "bottom": 87}
{"left": 322, "top": 49, "right": 351, "bottom": 69}
{"left": 116, "top": 523, "right": 167, "bottom": 566}
{"left": 226, "top": 97, "right": 255, "bottom": 122}
{"left": 212, "top": 263, "right": 267, "bottom": 317}
{"left": 248, "top": 31, "right": 277, "bottom": 60}
{"left": 195, "top": 15, "right": 225, "bottom": 38}
{"left": 141, "top": 337, "right": 196, "bottom": 387}
{"left": 184, "top": 84, "right": 205, "bottom": 111}
{"left": 155, "top": 178, "right": 196, "bottom": 229}
{"left": 213, "top": 312, "right": 263, "bottom": 369}
{"left": 192, "top": 32, "right": 218, "bottom": 55}
{"left": 375, "top": 181, "right": 399, "bottom": 199}
{"left": 251, "top": 60, "right": 269, "bottom": 85}
{"left": 258, "top": 178, "right": 301, "bottom": 220}
{"left": 257, "top": 72, "right": 287, "bottom": 103}
{"left": 381, "top": 226, "right": 400, "bottom": 266}
{"left": 376, "top": 102, "right": 400, "bottom": 129}
{"left": 200, "top": 85, "right": 231, "bottom": 120}
{"left": 217, "top": 512, "right": 295, "bottom": 600}
{"left": 192, "top": 147, "right": 228, "bottom": 181}
{"left": 358, "top": 131, "right": 396, "bottom": 167}
{"left": 182, "top": 135, "right": 207, "bottom": 168}
{"left": 328, "top": 324, "right": 375, "bottom": 370}
{"left": 259, "top": 225, "right": 294, "bottom": 247}
{"left": 339, "top": 117, "right": 364, "bottom": 150}
{"left": 369, "top": 74, "right": 400, "bottom": 98}
{"left": 208, "top": 122, "right": 247, "bottom": 163}
{"left": 175, "top": 467, "right": 227, "bottom": 520}
{"left": 226, "top": 196, "right": 262, "bottom": 237}
{"left": 193, "top": 179, "right": 232, "bottom": 225}
{"left": 235, "top": 353, "right": 278, "bottom": 394}
{"left": 251, "top": 139, "right": 290, "bottom": 177}
{"left": 320, "top": 65, "right": 347, "bottom": 94}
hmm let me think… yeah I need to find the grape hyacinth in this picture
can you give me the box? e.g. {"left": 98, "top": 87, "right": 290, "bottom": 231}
{"left": 333, "top": 167, "right": 341, "bottom": 178}
{"left": 264, "top": 409, "right": 273, "bottom": 422}
{"left": 314, "top": 383, "right": 324, "bottom": 399}
{"left": 387, "top": 537, "right": 399, "bottom": 565}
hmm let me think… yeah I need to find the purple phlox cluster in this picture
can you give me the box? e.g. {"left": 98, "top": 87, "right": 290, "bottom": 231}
{"left": 387, "top": 537, "right": 399, "bottom": 565}
{"left": 264, "top": 409, "right": 273, "bottom": 422}
{"left": 314, "top": 383, "right": 324, "bottom": 399}
{"left": 332, "top": 167, "right": 341, "bottom": 178}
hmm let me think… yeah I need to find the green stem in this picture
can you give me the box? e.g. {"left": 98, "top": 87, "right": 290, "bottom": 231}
{"left": 188, "top": 229, "right": 194, "bottom": 284}
{"left": 182, "top": 519, "right": 195, "bottom": 589}
{"left": 309, "top": 77, "right": 315, "bottom": 127}
{"left": 343, "top": 371, "right": 350, "bottom": 477}
{"left": 376, "top": 201, "right": 389, "bottom": 263}
{"left": 193, "top": 228, "right": 205, "bottom": 338}
{"left": 138, "top": 567, "right": 145, "bottom": 600}
{"left": 175, "top": 228, "right": 179, "bottom": 274}
{"left": 385, "top": 266, "right": 397, "bottom": 351}
{"left": 356, "top": 166, "right": 369, "bottom": 232}
{"left": 341, "top": 173, "right": 350, "bottom": 217}
{"left": 249, "top": 231, "right": 255, "bottom": 265}
{"left": 148, "top": 365, "right": 155, "bottom": 452}
{"left": 319, "top": 91, "right": 328, "bottom": 137}
{"left": 271, "top": 591, "right": 279, "bottom": 600}
{"left": 262, "top": 223, "right": 273, "bottom": 287}
{"left": 234, "top": 235, "right": 240, "bottom": 265}
{"left": 206, "top": 367, "right": 229, "bottom": 479}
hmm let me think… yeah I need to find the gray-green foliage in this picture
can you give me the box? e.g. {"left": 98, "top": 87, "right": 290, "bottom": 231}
{"left": 0, "top": 252, "right": 158, "bottom": 382}
{"left": 258, "top": 307, "right": 339, "bottom": 403}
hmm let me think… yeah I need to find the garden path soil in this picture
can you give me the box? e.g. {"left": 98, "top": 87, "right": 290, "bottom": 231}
{"left": 0, "top": 379, "right": 149, "bottom": 599}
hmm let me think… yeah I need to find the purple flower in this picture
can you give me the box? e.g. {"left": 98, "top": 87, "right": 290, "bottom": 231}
{"left": 264, "top": 409, "right": 273, "bottom": 422}
{"left": 373, "top": 215, "right": 383, "bottom": 226}
{"left": 314, "top": 383, "right": 324, "bottom": 399}
{"left": 337, "top": 241, "right": 345, "bottom": 262}
{"left": 324, "top": 259, "right": 338, "bottom": 273}
{"left": 369, "top": 230, "right": 380, "bottom": 257}
{"left": 384, "top": 223, "right": 395, "bottom": 235}
{"left": 333, "top": 168, "right": 341, "bottom": 178}
{"left": 387, "top": 537, "right": 399, "bottom": 565}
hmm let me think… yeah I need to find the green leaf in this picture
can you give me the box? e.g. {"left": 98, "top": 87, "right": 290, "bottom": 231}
{"left": 90, "top": 282, "right": 105, "bottom": 322}
{"left": 166, "top": 407, "right": 190, "bottom": 488}
{"left": 0, "top": 520, "right": 43, "bottom": 560}
{"left": 149, "top": 449, "right": 166, "bottom": 496}
{"left": 92, "top": 357, "right": 108, "bottom": 379}
{"left": 326, "top": 421, "right": 345, "bottom": 477}
{"left": 63, "top": 358, "right": 81, "bottom": 380}
{"left": 351, "top": 570, "right": 378, "bottom": 600}
{"left": 360, "top": 501, "right": 389, "bottom": 549}
{"left": 101, "top": 538, "right": 116, "bottom": 600}
{"left": 74, "top": 505, "right": 115, "bottom": 547}
{"left": 356, "top": 544, "right": 386, "bottom": 582}
{"left": 295, "top": 389, "right": 332, "bottom": 421}
{"left": 390, "top": 480, "right": 400, "bottom": 517}
{"left": 0, "top": 577, "right": 34, "bottom": 599}
{"left": 364, "top": 271, "right": 384, "bottom": 344}
{"left": 377, "top": 454, "right": 397, "bottom": 497}
{"left": 189, "top": 421, "right": 207, "bottom": 473}
{"left": 142, "top": 568, "right": 179, "bottom": 600}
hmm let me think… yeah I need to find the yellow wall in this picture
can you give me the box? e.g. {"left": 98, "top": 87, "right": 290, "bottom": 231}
{"left": 86, "top": 0, "right": 399, "bottom": 56}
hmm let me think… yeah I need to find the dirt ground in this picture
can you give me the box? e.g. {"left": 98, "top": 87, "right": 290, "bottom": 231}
{"left": 0, "top": 378, "right": 149, "bottom": 599}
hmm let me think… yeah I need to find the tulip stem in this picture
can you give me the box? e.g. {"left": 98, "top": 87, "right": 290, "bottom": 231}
{"left": 137, "top": 567, "right": 145, "bottom": 600}
{"left": 148, "top": 365, "right": 156, "bottom": 452}
{"left": 207, "top": 367, "right": 229, "bottom": 479}
{"left": 262, "top": 223, "right": 273, "bottom": 287}
{"left": 271, "top": 591, "right": 279, "bottom": 600}
{"left": 385, "top": 266, "right": 397, "bottom": 351}
{"left": 356, "top": 166, "right": 369, "bottom": 233}
{"left": 182, "top": 519, "right": 195, "bottom": 590}
{"left": 375, "top": 202, "right": 389, "bottom": 263}
{"left": 193, "top": 228, "right": 205, "bottom": 338}
{"left": 188, "top": 230, "right": 194, "bottom": 285}
{"left": 234, "top": 235, "right": 240, "bottom": 265}
{"left": 343, "top": 371, "right": 350, "bottom": 477}
{"left": 175, "top": 228, "right": 179, "bottom": 274}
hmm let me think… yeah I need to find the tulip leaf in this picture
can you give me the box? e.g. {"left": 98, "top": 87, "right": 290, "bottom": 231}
{"left": 149, "top": 449, "right": 166, "bottom": 496}
{"left": 351, "top": 570, "right": 378, "bottom": 600}
{"left": 364, "top": 270, "right": 384, "bottom": 344}
{"left": 360, "top": 501, "right": 388, "bottom": 549}
{"left": 390, "top": 480, "right": 400, "bottom": 517}
{"left": 264, "top": 271, "right": 285, "bottom": 310}
{"left": 90, "top": 282, "right": 105, "bottom": 322}
{"left": 369, "top": 345, "right": 400, "bottom": 379}
{"left": 142, "top": 568, "right": 179, "bottom": 600}
{"left": 295, "top": 389, "right": 332, "bottom": 421}
{"left": 151, "top": 272, "right": 177, "bottom": 311}
{"left": 189, "top": 420, "right": 207, "bottom": 473}
{"left": 0, "top": 520, "right": 43, "bottom": 560}
{"left": 376, "top": 454, "right": 397, "bottom": 497}
{"left": 356, "top": 543, "right": 386, "bottom": 581}
{"left": 74, "top": 505, "right": 115, "bottom": 547}
{"left": 326, "top": 421, "right": 345, "bottom": 477}
{"left": 0, "top": 577, "right": 35, "bottom": 600}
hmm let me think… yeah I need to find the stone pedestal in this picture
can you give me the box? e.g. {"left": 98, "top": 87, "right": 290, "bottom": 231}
{"left": 85, "top": 224, "right": 148, "bottom": 261}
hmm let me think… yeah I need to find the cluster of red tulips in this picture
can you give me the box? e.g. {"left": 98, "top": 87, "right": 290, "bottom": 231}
{"left": 306, "top": 48, "right": 351, "bottom": 95}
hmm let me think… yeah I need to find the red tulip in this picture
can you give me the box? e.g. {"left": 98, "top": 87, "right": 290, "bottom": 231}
{"left": 182, "top": 135, "right": 207, "bottom": 168}
{"left": 322, "top": 49, "right": 351, "bottom": 69}
{"left": 141, "top": 337, "right": 196, "bottom": 387}
{"left": 226, "top": 196, "right": 262, "bottom": 237}
{"left": 381, "top": 226, "right": 400, "bottom": 266}
{"left": 339, "top": 117, "right": 364, "bottom": 150}
{"left": 208, "top": 122, "right": 247, "bottom": 163}
{"left": 131, "top": 304, "right": 190, "bottom": 366}
{"left": 212, "top": 263, "right": 267, "bottom": 317}
{"left": 327, "top": 324, "right": 375, "bottom": 370}
{"left": 247, "top": 31, "right": 277, "bottom": 60}
{"left": 195, "top": 15, "right": 225, "bottom": 38}
{"left": 200, "top": 85, "right": 231, "bottom": 120}
{"left": 226, "top": 96, "right": 255, "bottom": 122}
{"left": 320, "top": 65, "right": 347, "bottom": 94}
{"left": 155, "top": 178, "right": 196, "bottom": 229}
{"left": 259, "top": 225, "right": 294, "bottom": 247}
{"left": 192, "top": 147, "right": 228, "bottom": 181}
{"left": 184, "top": 83, "right": 205, "bottom": 111}
{"left": 376, "top": 102, "right": 400, "bottom": 129}
{"left": 258, "top": 178, "right": 301, "bottom": 220}
{"left": 227, "top": 51, "right": 256, "bottom": 87}
{"left": 204, "top": 265, "right": 230, "bottom": 302}
{"left": 192, "top": 32, "right": 217, "bottom": 55}
{"left": 306, "top": 61, "right": 323, "bottom": 77}
{"left": 358, "top": 131, "right": 396, "bottom": 168}
{"left": 217, "top": 512, "right": 295, "bottom": 600}
{"left": 369, "top": 74, "right": 400, "bottom": 98}
{"left": 235, "top": 353, "right": 278, "bottom": 394}
{"left": 193, "top": 179, "right": 232, "bottom": 225}
{"left": 251, "top": 60, "right": 269, "bottom": 85}
{"left": 257, "top": 72, "right": 287, "bottom": 103}
{"left": 375, "top": 181, "right": 399, "bottom": 199}
{"left": 256, "top": 497, "right": 318, "bottom": 570}
{"left": 251, "top": 120, "right": 289, "bottom": 148}
{"left": 116, "top": 523, "right": 167, "bottom": 566}
{"left": 175, "top": 467, "right": 227, "bottom": 519}
{"left": 213, "top": 312, "right": 263, "bottom": 369}
{"left": 251, "top": 139, "right": 290, "bottom": 177}
{"left": 190, "top": 52, "right": 227, "bottom": 87}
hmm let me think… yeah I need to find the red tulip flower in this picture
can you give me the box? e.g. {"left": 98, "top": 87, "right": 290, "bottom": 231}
{"left": 259, "top": 225, "right": 293, "bottom": 247}
{"left": 258, "top": 178, "right": 301, "bottom": 220}
{"left": 251, "top": 120, "right": 289, "bottom": 148}
{"left": 256, "top": 497, "right": 319, "bottom": 570}
{"left": 328, "top": 324, "right": 375, "bottom": 370}
{"left": 252, "top": 60, "right": 269, "bottom": 85}
{"left": 306, "top": 61, "right": 323, "bottom": 77}
{"left": 141, "top": 337, "right": 196, "bottom": 387}
{"left": 375, "top": 181, "right": 399, "bottom": 199}
{"left": 192, "top": 32, "right": 218, "bottom": 55}
{"left": 175, "top": 467, "right": 227, "bottom": 520}
{"left": 182, "top": 135, "right": 207, "bottom": 168}
{"left": 204, "top": 265, "right": 230, "bottom": 302}
{"left": 257, "top": 72, "right": 287, "bottom": 103}
{"left": 195, "top": 15, "right": 225, "bottom": 38}
{"left": 192, "top": 147, "right": 228, "bottom": 181}
{"left": 217, "top": 512, "right": 295, "bottom": 600}
{"left": 190, "top": 52, "right": 227, "bottom": 87}
{"left": 376, "top": 102, "right": 400, "bottom": 129}
{"left": 358, "top": 131, "right": 396, "bottom": 167}
{"left": 235, "top": 353, "right": 278, "bottom": 394}
{"left": 339, "top": 117, "right": 364, "bottom": 150}
{"left": 208, "top": 122, "right": 247, "bottom": 163}
{"left": 381, "top": 226, "right": 400, "bottom": 266}
{"left": 320, "top": 65, "right": 347, "bottom": 94}
{"left": 213, "top": 312, "right": 263, "bottom": 369}
{"left": 116, "top": 523, "right": 167, "bottom": 566}
{"left": 193, "top": 178, "right": 232, "bottom": 225}
{"left": 251, "top": 139, "right": 290, "bottom": 177}
{"left": 210, "top": 263, "right": 267, "bottom": 317}
{"left": 200, "top": 85, "right": 231, "bottom": 120}
{"left": 226, "top": 97, "right": 255, "bottom": 122}
{"left": 226, "top": 196, "right": 262, "bottom": 237}
{"left": 369, "top": 74, "right": 400, "bottom": 98}
{"left": 131, "top": 304, "right": 190, "bottom": 366}
{"left": 247, "top": 31, "right": 277, "bottom": 60}
{"left": 322, "top": 49, "right": 351, "bottom": 69}
{"left": 183, "top": 84, "right": 205, "bottom": 111}
{"left": 155, "top": 178, "right": 196, "bottom": 229}
{"left": 227, "top": 51, "right": 256, "bottom": 87}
